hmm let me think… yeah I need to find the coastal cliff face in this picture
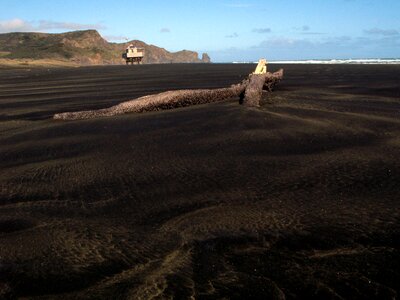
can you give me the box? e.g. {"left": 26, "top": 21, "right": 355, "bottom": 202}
{"left": 0, "top": 30, "right": 211, "bottom": 65}
{"left": 202, "top": 53, "right": 211, "bottom": 63}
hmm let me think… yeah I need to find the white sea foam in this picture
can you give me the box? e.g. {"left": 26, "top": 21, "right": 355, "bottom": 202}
{"left": 267, "top": 59, "right": 400, "bottom": 65}
{"left": 232, "top": 61, "right": 254, "bottom": 64}
{"left": 231, "top": 59, "right": 400, "bottom": 64}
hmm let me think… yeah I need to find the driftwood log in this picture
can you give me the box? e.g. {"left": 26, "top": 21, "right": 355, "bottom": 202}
{"left": 242, "top": 69, "right": 283, "bottom": 106}
{"left": 53, "top": 69, "right": 283, "bottom": 121}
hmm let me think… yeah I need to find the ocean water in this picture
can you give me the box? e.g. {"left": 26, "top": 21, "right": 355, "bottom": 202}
{"left": 233, "top": 59, "right": 400, "bottom": 64}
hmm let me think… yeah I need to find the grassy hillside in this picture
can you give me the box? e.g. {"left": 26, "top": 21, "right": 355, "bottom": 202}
{"left": 0, "top": 30, "right": 210, "bottom": 65}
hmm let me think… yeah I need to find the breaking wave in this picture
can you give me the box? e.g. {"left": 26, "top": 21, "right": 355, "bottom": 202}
{"left": 232, "top": 59, "right": 400, "bottom": 64}
{"left": 268, "top": 58, "right": 400, "bottom": 64}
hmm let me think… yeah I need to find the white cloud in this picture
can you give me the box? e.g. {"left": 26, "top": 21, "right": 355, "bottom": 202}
{"left": 160, "top": 28, "right": 171, "bottom": 33}
{"left": 0, "top": 18, "right": 33, "bottom": 32}
{"left": 0, "top": 18, "right": 105, "bottom": 33}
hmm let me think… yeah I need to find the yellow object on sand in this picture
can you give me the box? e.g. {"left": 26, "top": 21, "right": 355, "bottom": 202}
{"left": 253, "top": 59, "right": 268, "bottom": 74}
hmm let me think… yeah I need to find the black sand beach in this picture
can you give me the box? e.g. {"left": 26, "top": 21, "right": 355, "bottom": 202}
{"left": 0, "top": 64, "right": 399, "bottom": 299}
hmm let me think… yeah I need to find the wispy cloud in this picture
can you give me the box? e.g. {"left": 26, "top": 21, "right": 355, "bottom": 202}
{"left": 223, "top": 3, "right": 252, "bottom": 8}
{"left": 301, "top": 32, "right": 326, "bottom": 35}
{"left": 104, "top": 35, "right": 129, "bottom": 42}
{"left": 293, "top": 25, "right": 310, "bottom": 32}
{"left": 225, "top": 32, "right": 239, "bottom": 38}
{"left": 244, "top": 34, "right": 399, "bottom": 59}
{"left": 160, "top": 28, "right": 171, "bottom": 33}
{"left": 0, "top": 18, "right": 105, "bottom": 33}
{"left": 364, "top": 28, "right": 399, "bottom": 36}
{"left": 293, "top": 25, "right": 325, "bottom": 35}
{"left": 207, "top": 33, "right": 400, "bottom": 62}
{"left": 252, "top": 28, "right": 271, "bottom": 34}
{"left": 38, "top": 20, "right": 106, "bottom": 30}
{"left": 251, "top": 37, "right": 310, "bottom": 49}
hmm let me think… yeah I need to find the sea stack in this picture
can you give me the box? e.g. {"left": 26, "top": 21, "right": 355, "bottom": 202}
{"left": 202, "top": 53, "right": 211, "bottom": 63}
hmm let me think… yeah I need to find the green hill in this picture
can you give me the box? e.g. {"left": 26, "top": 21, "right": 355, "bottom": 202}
{"left": 0, "top": 30, "right": 211, "bottom": 65}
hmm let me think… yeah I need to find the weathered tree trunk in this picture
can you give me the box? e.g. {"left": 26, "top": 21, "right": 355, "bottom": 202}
{"left": 53, "top": 69, "right": 283, "bottom": 121}
{"left": 242, "top": 69, "right": 284, "bottom": 107}
{"left": 242, "top": 74, "right": 266, "bottom": 107}
{"left": 264, "top": 69, "right": 284, "bottom": 92}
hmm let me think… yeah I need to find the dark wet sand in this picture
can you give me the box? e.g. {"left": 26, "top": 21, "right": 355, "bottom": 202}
{"left": 0, "top": 64, "right": 399, "bottom": 299}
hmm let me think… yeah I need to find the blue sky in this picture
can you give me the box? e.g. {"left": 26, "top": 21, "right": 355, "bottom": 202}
{"left": 1, "top": 0, "right": 399, "bottom": 62}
